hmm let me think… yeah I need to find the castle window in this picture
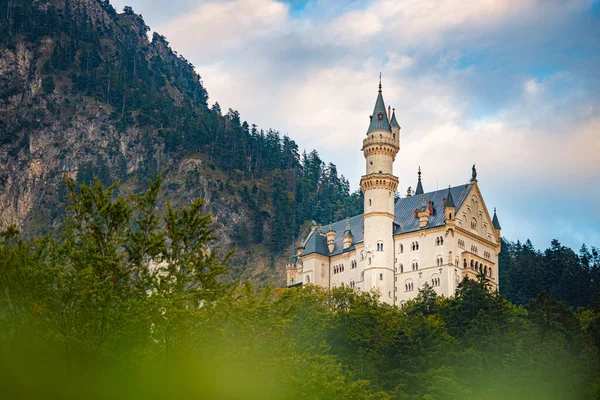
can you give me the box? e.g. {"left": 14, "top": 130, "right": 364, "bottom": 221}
{"left": 361, "top": 251, "right": 364, "bottom": 261}
{"left": 380, "top": 273, "right": 383, "bottom": 281}
{"left": 291, "top": 278, "right": 294, "bottom": 285}
{"left": 416, "top": 242, "right": 419, "bottom": 250}
{"left": 368, "top": 258, "right": 371, "bottom": 265}
{"left": 350, "top": 280, "right": 355, "bottom": 288}
{"left": 306, "top": 275, "right": 310, "bottom": 284}
{"left": 377, "top": 242, "right": 384, "bottom": 251}
{"left": 369, "top": 199, "right": 372, "bottom": 206}
{"left": 463, "top": 259, "right": 467, "bottom": 268}
{"left": 400, "top": 264, "right": 403, "bottom": 273}
{"left": 400, "top": 244, "right": 404, "bottom": 253}
{"left": 489, "top": 267, "right": 492, "bottom": 277}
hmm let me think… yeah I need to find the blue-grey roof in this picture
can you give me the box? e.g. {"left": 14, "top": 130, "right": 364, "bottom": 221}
{"left": 301, "top": 183, "right": 475, "bottom": 257}
{"left": 367, "top": 90, "right": 391, "bottom": 133}
{"left": 390, "top": 110, "right": 400, "bottom": 128}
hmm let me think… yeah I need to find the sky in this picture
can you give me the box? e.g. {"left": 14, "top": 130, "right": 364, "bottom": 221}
{"left": 111, "top": 0, "right": 600, "bottom": 251}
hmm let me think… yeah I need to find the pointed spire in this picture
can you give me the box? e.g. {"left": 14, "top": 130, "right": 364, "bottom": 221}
{"left": 445, "top": 185, "right": 455, "bottom": 208}
{"left": 390, "top": 108, "right": 400, "bottom": 128}
{"left": 492, "top": 208, "right": 501, "bottom": 229}
{"left": 367, "top": 76, "right": 391, "bottom": 134}
{"left": 415, "top": 167, "right": 424, "bottom": 195}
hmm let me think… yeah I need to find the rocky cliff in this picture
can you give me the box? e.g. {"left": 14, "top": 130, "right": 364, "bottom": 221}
{"left": 0, "top": 0, "right": 362, "bottom": 283}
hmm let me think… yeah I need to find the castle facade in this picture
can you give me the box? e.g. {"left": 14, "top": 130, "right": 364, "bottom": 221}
{"left": 286, "top": 80, "right": 502, "bottom": 305}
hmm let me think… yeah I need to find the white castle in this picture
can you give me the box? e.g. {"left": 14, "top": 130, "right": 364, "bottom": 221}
{"left": 286, "top": 79, "right": 502, "bottom": 305}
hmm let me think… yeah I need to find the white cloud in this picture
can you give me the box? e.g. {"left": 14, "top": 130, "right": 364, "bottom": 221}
{"left": 159, "top": 0, "right": 289, "bottom": 58}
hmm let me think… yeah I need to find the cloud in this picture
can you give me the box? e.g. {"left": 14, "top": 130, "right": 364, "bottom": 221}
{"left": 160, "top": 0, "right": 289, "bottom": 58}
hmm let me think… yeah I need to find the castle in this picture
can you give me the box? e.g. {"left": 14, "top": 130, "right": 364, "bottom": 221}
{"left": 286, "top": 79, "right": 502, "bottom": 305}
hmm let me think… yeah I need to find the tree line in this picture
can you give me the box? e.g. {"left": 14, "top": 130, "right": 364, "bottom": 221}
{"left": 1, "top": 178, "right": 599, "bottom": 399}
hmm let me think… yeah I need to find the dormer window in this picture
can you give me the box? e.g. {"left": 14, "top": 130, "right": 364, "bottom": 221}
{"left": 377, "top": 112, "right": 383, "bottom": 121}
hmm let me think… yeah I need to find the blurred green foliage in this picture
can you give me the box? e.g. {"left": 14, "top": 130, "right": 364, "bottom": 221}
{"left": 1, "top": 178, "right": 600, "bottom": 399}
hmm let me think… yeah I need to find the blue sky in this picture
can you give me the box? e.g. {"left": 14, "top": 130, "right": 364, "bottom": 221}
{"left": 111, "top": 0, "right": 600, "bottom": 251}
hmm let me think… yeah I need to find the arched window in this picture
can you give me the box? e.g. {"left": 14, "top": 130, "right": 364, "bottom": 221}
{"left": 440, "top": 237, "right": 444, "bottom": 245}
{"left": 416, "top": 242, "right": 419, "bottom": 250}
{"left": 435, "top": 237, "right": 439, "bottom": 246}
{"left": 361, "top": 251, "right": 364, "bottom": 261}
{"left": 306, "top": 275, "right": 310, "bottom": 284}
{"left": 377, "top": 242, "right": 384, "bottom": 252}
{"left": 470, "top": 260, "right": 474, "bottom": 269}
{"left": 379, "top": 273, "right": 383, "bottom": 281}
{"left": 400, "top": 244, "right": 404, "bottom": 253}
{"left": 400, "top": 264, "right": 404, "bottom": 273}
{"left": 350, "top": 280, "right": 355, "bottom": 288}
{"left": 489, "top": 267, "right": 492, "bottom": 277}
{"left": 291, "top": 278, "right": 294, "bottom": 285}
{"left": 369, "top": 199, "right": 372, "bottom": 206}
{"left": 463, "top": 259, "right": 467, "bottom": 268}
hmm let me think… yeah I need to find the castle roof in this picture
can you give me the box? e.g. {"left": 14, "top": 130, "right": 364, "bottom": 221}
{"left": 367, "top": 81, "right": 392, "bottom": 134}
{"left": 390, "top": 109, "right": 400, "bottom": 129}
{"left": 301, "top": 183, "right": 475, "bottom": 257}
{"left": 492, "top": 208, "right": 501, "bottom": 229}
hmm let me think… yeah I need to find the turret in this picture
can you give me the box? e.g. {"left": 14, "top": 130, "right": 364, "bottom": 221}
{"left": 326, "top": 223, "right": 336, "bottom": 253}
{"left": 492, "top": 208, "right": 501, "bottom": 240}
{"left": 444, "top": 186, "right": 455, "bottom": 221}
{"left": 390, "top": 108, "right": 401, "bottom": 147}
{"left": 343, "top": 218, "right": 353, "bottom": 250}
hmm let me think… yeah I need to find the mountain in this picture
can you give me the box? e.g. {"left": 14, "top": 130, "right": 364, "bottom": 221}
{"left": 0, "top": 0, "right": 363, "bottom": 284}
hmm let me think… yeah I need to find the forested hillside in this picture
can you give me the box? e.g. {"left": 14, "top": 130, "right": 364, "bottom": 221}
{"left": 1, "top": 179, "right": 599, "bottom": 399}
{"left": 0, "top": 0, "right": 361, "bottom": 283}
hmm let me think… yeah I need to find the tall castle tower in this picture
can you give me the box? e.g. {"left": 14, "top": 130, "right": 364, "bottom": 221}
{"left": 360, "top": 78, "right": 400, "bottom": 304}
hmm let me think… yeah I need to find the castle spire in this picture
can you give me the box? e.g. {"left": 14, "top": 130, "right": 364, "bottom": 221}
{"left": 415, "top": 167, "right": 424, "bottom": 195}
{"left": 367, "top": 76, "right": 391, "bottom": 134}
{"left": 492, "top": 208, "right": 501, "bottom": 229}
{"left": 445, "top": 185, "right": 455, "bottom": 207}
{"left": 390, "top": 108, "right": 400, "bottom": 128}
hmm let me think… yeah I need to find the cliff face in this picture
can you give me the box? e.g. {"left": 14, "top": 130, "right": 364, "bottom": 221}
{"left": 0, "top": 0, "right": 363, "bottom": 284}
{"left": 0, "top": 0, "right": 247, "bottom": 263}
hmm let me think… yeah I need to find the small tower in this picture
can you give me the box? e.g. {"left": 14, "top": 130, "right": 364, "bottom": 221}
{"left": 444, "top": 185, "right": 455, "bottom": 221}
{"left": 390, "top": 108, "right": 401, "bottom": 147}
{"left": 492, "top": 208, "right": 502, "bottom": 241}
{"left": 343, "top": 218, "right": 353, "bottom": 250}
{"left": 360, "top": 75, "right": 398, "bottom": 305}
{"left": 415, "top": 167, "right": 424, "bottom": 195}
{"left": 326, "top": 223, "right": 336, "bottom": 254}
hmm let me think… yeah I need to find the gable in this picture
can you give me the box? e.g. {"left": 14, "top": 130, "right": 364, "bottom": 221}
{"left": 455, "top": 184, "right": 498, "bottom": 245}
